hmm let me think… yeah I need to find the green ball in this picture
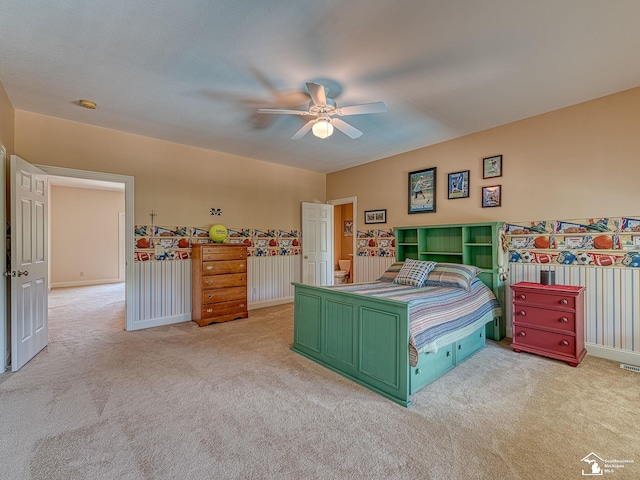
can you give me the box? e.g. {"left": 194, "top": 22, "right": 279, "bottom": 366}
{"left": 209, "top": 224, "right": 228, "bottom": 243}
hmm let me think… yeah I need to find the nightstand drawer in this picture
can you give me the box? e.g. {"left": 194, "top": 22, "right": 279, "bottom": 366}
{"left": 513, "top": 325, "right": 576, "bottom": 356}
{"left": 513, "top": 305, "right": 575, "bottom": 332}
{"left": 512, "top": 290, "right": 575, "bottom": 310}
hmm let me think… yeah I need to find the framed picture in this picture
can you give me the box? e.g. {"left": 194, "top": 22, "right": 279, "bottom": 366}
{"left": 483, "top": 155, "right": 503, "bottom": 179}
{"left": 482, "top": 185, "right": 502, "bottom": 208}
{"left": 408, "top": 167, "right": 436, "bottom": 214}
{"left": 364, "top": 209, "right": 386, "bottom": 224}
{"left": 343, "top": 220, "right": 353, "bottom": 236}
{"left": 447, "top": 170, "right": 470, "bottom": 199}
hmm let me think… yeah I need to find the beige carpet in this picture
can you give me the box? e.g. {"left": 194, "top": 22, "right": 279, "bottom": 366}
{"left": 1, "top": 283, "right": 638, "bottom": 480}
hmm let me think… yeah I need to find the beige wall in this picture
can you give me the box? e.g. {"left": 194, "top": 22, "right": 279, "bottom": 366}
{"left": 14, "top": 111, "right": 325, "bottom": 229}
{"left": 50, "top": 186, "right": 125, "bottom": 286}
{"left": 327, "top": 87, "right": 640, "bottom": 226}
{"left": 0, "top": 80, "right": 14, "bottom": 155}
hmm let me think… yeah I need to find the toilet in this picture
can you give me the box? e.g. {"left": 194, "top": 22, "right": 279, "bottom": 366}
{"left": 334, "top": 259, "right": 351, "bottom": 284}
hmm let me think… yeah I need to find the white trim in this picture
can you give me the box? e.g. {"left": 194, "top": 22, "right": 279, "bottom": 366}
{"left": 585, "top": 342, "right": 640, "bottom": 366}
{"left": 131, "top": 314, "right": 192, "bottom": 330}
{"left": 36, "top": 165, "right": 136, "bottom": 331}
{"left": 248, "top": 297, "right": 293, "bottom": 310}
{"left": 51, "top": 279, "right": 124, "bottom": 289}
{"left": 0, "top": 143, "right": 6, "bottom": 373}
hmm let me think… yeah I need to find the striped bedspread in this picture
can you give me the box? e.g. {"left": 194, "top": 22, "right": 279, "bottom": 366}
{"left": 326, "top": 279, "right": 501, "bottom": 366}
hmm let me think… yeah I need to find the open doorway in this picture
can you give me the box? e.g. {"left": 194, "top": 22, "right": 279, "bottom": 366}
{"left": 47, "top": 176, "right": 126, "bottom": 335}
{"left": 328, "top": 197, "right": 357, "bottom": 284}
{"left": 37, "top": 164, "right": 136, "bottom": 331}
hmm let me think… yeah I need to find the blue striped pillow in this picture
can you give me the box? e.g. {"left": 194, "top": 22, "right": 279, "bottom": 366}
{"left": 393, "top": 259, "right": 437, "bottom": 287}
{"left": 378, "top": 262, "right": 404, "bottom": 282}
{"left": 423, "top": 263, "right": 481, "bottom": 291}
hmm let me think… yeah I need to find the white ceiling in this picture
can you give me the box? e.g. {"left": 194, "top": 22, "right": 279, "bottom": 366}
{"left": 2, "top": 1, "right": 640, "bottom": 173}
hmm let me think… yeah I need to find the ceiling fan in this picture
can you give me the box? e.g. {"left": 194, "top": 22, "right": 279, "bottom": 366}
{"left": 257, "top": 82, "right": 387, "bottom": 139}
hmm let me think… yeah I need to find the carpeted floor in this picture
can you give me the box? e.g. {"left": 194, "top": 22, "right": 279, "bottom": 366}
{"left": 0, "top": 283, "right": 638, "bottom": 479}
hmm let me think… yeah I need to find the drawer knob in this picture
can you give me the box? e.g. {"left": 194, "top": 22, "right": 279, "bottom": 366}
{"left": 416, "top": 368, "right": 422, "bottom": 375}
{"left": 206, "top": 280, "right": 213, "bottom": 285}
{"left": 560, "top": 317, "right": 568, "bottom": 323}
{"left": 560, "top": 340, "right": 569, "bottom": 346}
{"left": 458, "top": 345, "right": 462, "bottom": 350}
{"left": 207, "top": 295, "right": 212, "bottom": 299}
{"left": 518, "top": 310, "right": 526, "bottom": 316}
{"left": 518, "top": 332, "right": 526, "bottom": 337}
{"left": 446, "top": 351, "right": 451, "bottom": 357}
{"left": 240, "top": 264, "right": 245, "bottom": 268}
{"left": 206, "top": 265, "right": 213, "bottom": 270}
{"left": 206, "top": 308, "right": 213, "bottom": 313}
{"left": 560, "top": 299, "right": 568, "bottom": 305}
{"left": 240, "top": 303, "right": 245, "bottom": 307}
{"left": 518, "top": 294, "right": 526, "bottom": 300}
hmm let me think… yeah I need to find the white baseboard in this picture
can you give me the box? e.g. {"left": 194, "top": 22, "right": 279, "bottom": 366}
{"left": 129, "top": 313, "right": 192, "bottom": 331}
{"left": 248, "top": 297, "right": 293, "bottom": 310}
{"left": 51, "top": 279, "right": 124, "bottom": 289}
{"left": 585, "top": 343, "right": 640, "bottom": 366}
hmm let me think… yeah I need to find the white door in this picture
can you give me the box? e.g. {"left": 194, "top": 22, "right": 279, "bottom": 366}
{"left": 10, "top": 155, "right": 48, "bottom": 371}
{"left": 301, "top": 202, "right": 333, "bottom": 285}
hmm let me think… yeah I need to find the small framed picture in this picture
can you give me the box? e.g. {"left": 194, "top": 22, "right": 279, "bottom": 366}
{"left": 343, "top": 220, "right": 353, "bottom": 236}
{"left": 482, "top": 185, "right": 502, "bottom": 208}
{"left": 364, "top": 209, "right": 387, "bottom": 224}
{"left": 408, "top": 167, "right": 436, "bottom": 214}
{"left": 447, "top": 170, "right": 470, "bottom": 199}
{"left": 483, "top": 155, "right": 503, "bottom": 179}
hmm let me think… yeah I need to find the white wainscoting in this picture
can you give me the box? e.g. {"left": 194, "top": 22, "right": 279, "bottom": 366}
{"left": 133, "top": 260, "right": 192, "bottom": 330}
{"left": 132, "top": 256, "right": 301, "bottom": 330}
{"left": 508, "top": 263, "right": 640, "bottom": 365}
{"left": 354, "top": 256, "right": 396, "bottom": 283}
{"left": 247, "top": 255, "right": 300, "bottom": 309}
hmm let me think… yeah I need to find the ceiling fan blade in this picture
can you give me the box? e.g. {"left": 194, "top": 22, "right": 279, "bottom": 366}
{"left": 257, "top": 108, "right": 311, "bottom": 115}
{"left": 291, "top": 120, "right": 315, "bottom": 140}
{"left": 336, "top": 102, "right": 388, "bottom": 116}
{"left": 306, "top": 82, "right": 327, "bottom": 106}
{"left": 331, "top": 118, "right": 363, "bottom": 139}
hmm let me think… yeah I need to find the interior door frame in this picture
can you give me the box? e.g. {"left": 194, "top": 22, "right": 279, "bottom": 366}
{"left": 36, "top": 165, "right": 136, "bottom": 331}
{"left": 0, "top": 143, "right": 6, "bottom": 373}
{"left": 327, "top": 196, "right": 357, "bottom": 283}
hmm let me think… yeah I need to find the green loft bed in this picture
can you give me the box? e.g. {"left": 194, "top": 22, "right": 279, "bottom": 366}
{"left": 291, "top": 278, "right": 499, "bottom": 407}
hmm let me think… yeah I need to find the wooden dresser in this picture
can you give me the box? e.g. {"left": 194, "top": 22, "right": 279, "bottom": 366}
{"left": 510, "top": 282, "right": 586, "bottom": 366}
{"left": 191, "top": 243, "right": 248, "bottom": 326}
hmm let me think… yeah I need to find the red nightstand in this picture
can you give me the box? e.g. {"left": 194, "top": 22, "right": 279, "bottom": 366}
{"left": 510, "top": 282, "right": 586, "bottom": 366}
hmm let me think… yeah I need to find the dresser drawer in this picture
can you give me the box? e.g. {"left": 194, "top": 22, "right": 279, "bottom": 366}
{"left": 513, "top": 325, "right": 576, "bottom": 356}
{"left": 512, "top": 289, "right": 575, "bottom": 310}
{"left": 201, "top": 246, "right": 246, "bottom": 261}
{"left": 201, "top": 273, "right": 246, "bottom": 289}
{"left": 513, "top": 305, "right": 575, "bottom": 332}
{"left": 201, "top": 299, "right": 248, "bottom": 319}
{"left": 202, "top": 259, "right": 247, "bottom": 275}
{"left": 202, "top": 286, "right": 247, "bottom": 304}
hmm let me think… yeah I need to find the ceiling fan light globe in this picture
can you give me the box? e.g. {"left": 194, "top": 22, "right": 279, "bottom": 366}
{"left": 312, "top": 119, "right": 334, "bottom": 139}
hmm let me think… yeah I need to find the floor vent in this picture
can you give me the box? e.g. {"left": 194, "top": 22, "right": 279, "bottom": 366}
{"left": 620, "top": 363, "right": 640, "bottom": 373}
